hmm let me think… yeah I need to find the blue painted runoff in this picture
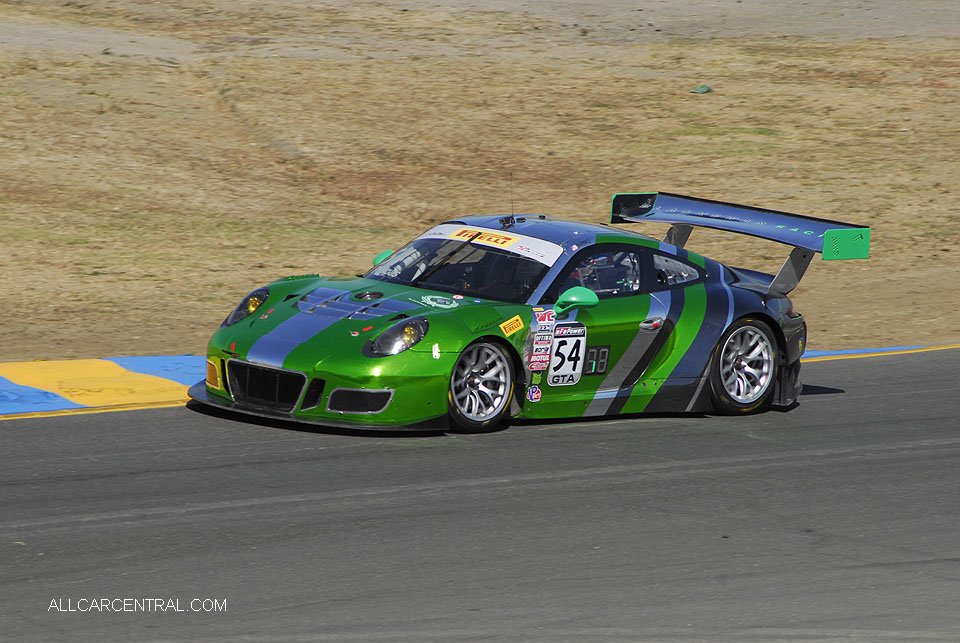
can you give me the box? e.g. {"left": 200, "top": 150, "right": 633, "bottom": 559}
{"left": 104, "top": 355, "right": 206, "bottom": 386}
{"left": 0, "top": 376, "right": 86, "bottom": 415}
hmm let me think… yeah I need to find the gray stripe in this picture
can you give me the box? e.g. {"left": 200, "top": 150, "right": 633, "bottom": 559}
{"left": 584, "top": 292, "right": 670, "bottom": 417}
{"left": 684, "top": 374, "right": 709, "bottom": 412}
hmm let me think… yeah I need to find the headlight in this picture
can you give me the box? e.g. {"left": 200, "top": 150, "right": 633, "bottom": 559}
{"left": 222, "top": 288, "right": 269, "bottom": 327}
{"left": 370, "top": 317, "right": 429, "bottom": 356}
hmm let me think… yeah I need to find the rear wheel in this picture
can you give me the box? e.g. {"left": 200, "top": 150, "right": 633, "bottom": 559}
{"left": 448, "top": 341, "right": 514, "bottom": 433}
{"left": 709, "top": 318, "right": 777, "bottom": 414}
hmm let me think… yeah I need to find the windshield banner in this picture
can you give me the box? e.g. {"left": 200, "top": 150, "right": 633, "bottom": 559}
{"left": 418, "top": 224, "right": 564, "bottom": 266}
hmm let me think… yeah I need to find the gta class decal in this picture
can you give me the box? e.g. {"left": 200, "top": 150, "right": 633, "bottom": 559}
{"left": 548, "top": 323, "right": 586, "bottom": 386}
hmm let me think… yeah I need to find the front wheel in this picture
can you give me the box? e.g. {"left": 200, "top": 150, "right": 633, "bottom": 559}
{"left": 709, "top": 318, "right": 778, "bottom": 415}
{"left": 448, "top": 341, "right": 514, "bottom": 433}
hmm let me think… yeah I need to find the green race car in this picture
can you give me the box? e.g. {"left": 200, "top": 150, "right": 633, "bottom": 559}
{"left": 188, "top": 192, "right": 869, "bottom": 432}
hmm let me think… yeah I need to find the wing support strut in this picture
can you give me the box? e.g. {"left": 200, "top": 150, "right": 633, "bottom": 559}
{"left": 663, "top": 224, "right": 692, "bottom": 249}
{"left": 769, "top": 247, "right": 814, "bottom": 296}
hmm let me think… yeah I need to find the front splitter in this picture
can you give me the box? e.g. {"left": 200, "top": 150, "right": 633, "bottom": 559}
{"left": 186, "top": 382, "right": 448, "bottom": 431}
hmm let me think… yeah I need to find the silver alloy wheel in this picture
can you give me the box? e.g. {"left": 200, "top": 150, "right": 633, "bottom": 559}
{"left": 450, "top": 343, "right": 511, "bottom": 422}
{"left": 719, "top": 325, "right": 775, "bottom": 404}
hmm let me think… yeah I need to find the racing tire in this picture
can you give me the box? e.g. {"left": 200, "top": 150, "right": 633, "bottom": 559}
{"left": 448, "top": 340, "right": 515, "bottom": 433}
{"left": 709, "top": 318, "right": 778, "bottom": 415}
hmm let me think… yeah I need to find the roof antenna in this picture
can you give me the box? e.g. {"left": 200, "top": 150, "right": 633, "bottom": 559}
{"left": 500, "top": 172, "right": 516, "bottom": 229}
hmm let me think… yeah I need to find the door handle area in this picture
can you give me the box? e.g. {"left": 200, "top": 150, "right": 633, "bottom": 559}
{"left": 639, "top": 317, "right": 664, "bottom": 331}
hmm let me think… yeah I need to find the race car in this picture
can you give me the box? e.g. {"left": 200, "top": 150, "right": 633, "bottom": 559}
{"left": 188, "top": 192, "right": 870, "bottom": 432}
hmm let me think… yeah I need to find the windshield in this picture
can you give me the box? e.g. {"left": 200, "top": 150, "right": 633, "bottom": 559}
{"left": 365, "top": 238, "right": 550, "bottom": 304}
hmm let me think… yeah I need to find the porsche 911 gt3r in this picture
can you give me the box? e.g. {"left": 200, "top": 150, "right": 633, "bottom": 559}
{"left": 188, "top": 192, "right": 870, "bottom": 432}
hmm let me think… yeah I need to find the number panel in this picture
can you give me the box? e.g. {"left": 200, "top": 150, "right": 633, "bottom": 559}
{"left": 547, "top": 323, "right": 586, "bottom": 386}
{"left": 584, "top": 346, "right": 611, "bottom": 376}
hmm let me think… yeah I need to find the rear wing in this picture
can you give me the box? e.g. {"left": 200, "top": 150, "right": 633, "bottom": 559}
{"left": 610, "top": 192, "right": 870, "bottom": 295}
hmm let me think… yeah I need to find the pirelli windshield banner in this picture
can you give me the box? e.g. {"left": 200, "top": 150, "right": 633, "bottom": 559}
{"left": 417, "top": 224, "right": 565, "bottom": 266}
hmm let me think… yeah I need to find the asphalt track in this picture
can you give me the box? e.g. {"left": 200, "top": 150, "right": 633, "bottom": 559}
{"left": 1, "top": 349, "right": 958, "bottom": 642}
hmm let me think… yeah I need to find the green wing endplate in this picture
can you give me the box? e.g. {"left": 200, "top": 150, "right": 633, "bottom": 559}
{"left": 822, "top": 228, "right": 870, "bottom": 260}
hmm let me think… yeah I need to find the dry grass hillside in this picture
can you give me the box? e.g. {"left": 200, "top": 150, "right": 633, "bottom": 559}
{"left": 1, "top": 0, "right": 958, "bottom": 360}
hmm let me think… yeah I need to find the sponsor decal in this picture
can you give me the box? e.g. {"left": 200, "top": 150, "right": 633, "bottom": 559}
{"left": 526, "top": 386, "right": 542, "bottom": 403}
{"left": 350, "top": 331, "right": 359, "bottom": 337}
{"left": 499, "top": 314, "right": 525, "bottom": 337}
{"left": 514, "top": 244, "right": 547, "bottom": 260}
{"left": 548, "top": 323, "right": 587, "bottom": 387}
{"left": 528, "top": 313, "right": 558, "bottom": 372}
{"left": 531, "top": 372, "right": 542, "bottom": 385}
{"left": 450, "top": 227, "right": 517, "bottom": 248}
{"left": 259, "top": 307, "right": 275, "bottom": 320}
{"left": 411, "top": 295, "right": 458, "bottom": 309}
{"left": 432, "top": 343, "right": 440, "bottom": 359}
{"left": 452, "top": 294, "right": 464, "bottom": 300}
{"left": 535, "top": 310, "right": 556, "bottom": 324}
{"left": 417, "top": 223, "right": 564, "bottom": 267}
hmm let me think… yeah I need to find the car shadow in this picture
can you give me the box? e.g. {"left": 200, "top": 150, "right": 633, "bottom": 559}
{"left": 509, "top": 410, "right": 709, "bottom": 428}
{"left": 768, "top": 383, "right": 845, "bottom": 412}
{"left": 800, "top": 383, "right": 846, "bottom": 396}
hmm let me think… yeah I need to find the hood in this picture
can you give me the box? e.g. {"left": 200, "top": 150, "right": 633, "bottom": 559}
{"left": 237, "top": 276, "right": 508, "bottom": 367}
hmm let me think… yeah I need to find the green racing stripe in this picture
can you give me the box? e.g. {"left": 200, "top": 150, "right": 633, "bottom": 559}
{"left": 617, "top": 258, "right": 708, "bottom": 415}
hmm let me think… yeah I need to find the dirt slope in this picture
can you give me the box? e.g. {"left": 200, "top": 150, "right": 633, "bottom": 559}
{"left": 1, "top": 1, "right": 958, "bottom": 360}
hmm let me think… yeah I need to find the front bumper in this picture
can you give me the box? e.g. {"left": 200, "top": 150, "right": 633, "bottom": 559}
{"left": 187, "top": 381, "right": 448, "bottom": 431}
{"left": 194, "top": 346, "right": 453, "bottom": 430}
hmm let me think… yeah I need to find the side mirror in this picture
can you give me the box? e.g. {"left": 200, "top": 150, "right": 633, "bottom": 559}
{"left": 372, "top": 250, "right": 393, "bottom": 267}
{"left": 553, "top": 286, "right": 599, "bottom": 317}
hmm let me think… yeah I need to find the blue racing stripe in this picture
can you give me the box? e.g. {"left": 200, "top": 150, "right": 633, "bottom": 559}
{"left": 246, "top": 313, "right": 339, "bottom": 367}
